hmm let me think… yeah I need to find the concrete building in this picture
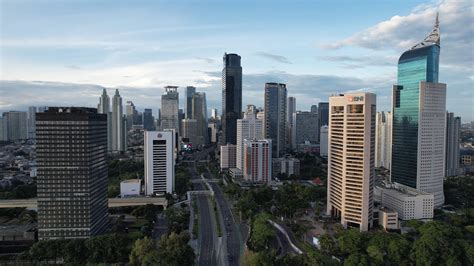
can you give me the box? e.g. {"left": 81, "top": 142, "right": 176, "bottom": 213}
{"left": 208, "top": 122, "right": 218, "bottom": 144}
{"left": 376, "top": 182, "right": 434, "bottom": 220}
{"left": 391, "top": 15, "right": 446, "bottom": 207}
{"left": 37, "top": 107, "right": 108, "bottom": 240}
{"left": 144, "top": 131, "right": 175, "bottom": 195}
{"left": 0, "top": 117, "right": 5, "bottom": 141}
{"left": 221, "top": 53, "right": 242, "bottom": 145}
{"left": 237, "top": 105, "right": 263, "bottom": 170}
{"left": 445, "top": 112, "right": 461, "bottom": 177}
{"left": 97, "top": 89, "right": 113, "bottom": 152}
{"left": 181, "top": 119, "right": 198, "bottom": 147}
{"left": 264, "top": 82, "right": 287, "bottom": 158}
{"left": 2, "top": 111, "right": 28, "bottom": 141}
{"left": 27, "top": 106, "right": 37, "bottom": 139}
{"left": 273, "top": 157, "right": 300, "bottom": 178}
{"left": 375, "top": 111, "right": 392, "bottom": 169}
{"left": 185, "top": 86, "right": 196, "bottom": 119}
{"left": 287, "top": 97, "right": 296, "bottom": 148}
{"left": 192, "top": 92, "right": 208, "bottom": 147}
{"left": 161, "top": 86, "right": 180, "bottom": 135}
{"left": 112, "top": 89, "right": 126, "bottom": 152}
{"left": 320, "top": 125, "right": 328, "bottom": 157}
{"left": 292, "top": 111, "right": 319, "bottom": 148}
{"left": 378, "top": 207, "right": 399, "bottom": 230}
{"left": 243, "top": 139, "right": 272, "bottom": 184}
{"left": 120, "top": 179, "right": 141, "bottom": 197}
{"left": 326, "top": 92, "right": 376, "bottom": 231}
{"left": 125, "top": 101, "right": 137, "bottom": 130}
{"left": 220, "top": 144, "right": 237, "bottom": 169}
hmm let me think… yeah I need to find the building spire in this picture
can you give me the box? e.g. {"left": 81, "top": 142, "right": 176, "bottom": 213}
{"left": 410, "top": 12, "right": 440, "bottom": 50}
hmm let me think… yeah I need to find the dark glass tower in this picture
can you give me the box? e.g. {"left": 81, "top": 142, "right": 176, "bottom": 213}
{"left": 391, "top": 15, "right": 441, "bottom": 188}
{"left": 221, "top": 53, "right": 242, "bottom": 145}
{"left": 185, "top": 86, "right": 196, "bottom": 119}
{"left": 143, "top": 108, "right": 155, "bottom": 131}
{"left": 37, "top": 107, "right": 108, "bottom": 239}
{"left": 264, "top": 83, "right": 287, "bottom": 157}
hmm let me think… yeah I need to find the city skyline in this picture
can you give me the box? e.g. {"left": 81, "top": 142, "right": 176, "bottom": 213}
{"left": 1, "top": 0, "right": 472, "bottom": 121}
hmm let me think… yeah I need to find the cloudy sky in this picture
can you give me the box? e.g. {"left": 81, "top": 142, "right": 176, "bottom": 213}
{"left": 1, "top": 0, "right": 473, "bottom": 121}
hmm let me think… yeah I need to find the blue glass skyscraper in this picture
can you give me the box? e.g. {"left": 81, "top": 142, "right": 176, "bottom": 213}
{"left": 391, "top": 14, "right": 447, "bottom": 207}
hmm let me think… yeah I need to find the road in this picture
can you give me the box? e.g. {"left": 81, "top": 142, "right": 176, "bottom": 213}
{"left": 0, "top": 197, "right": 168, "bottom": 209}
{"left": 274, "top": 225, "right": 293, "bottom": 257}
{"left": 188, "top": 148, "right": 218, "bottom": 266}
{"left": 209, "top": 181, "right": 242, "bottom": 266}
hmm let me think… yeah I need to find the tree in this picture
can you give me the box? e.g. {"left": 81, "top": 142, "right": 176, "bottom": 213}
{"left": 387, "top": 235, "right": 411, "bottom": 265}
{"left": 249, "top": 213, "right": 275, "bottom": 251}
{"left": 337, "top": 229, "right": 365, "bottom": 255}
{"left": 344, "top": 252, "right": 369, "bottom": 266}
{"left": 129, "top": 237, "right": 159, "bottom": 266}
{"left": 319, "top": 234, "right": 337, "bottom": 255}
{"left": 85, "top": 234, "right": 130, "bottom": 263}
{"left": 243, "top": 250, "right": 276, "bottom": 266}
{"left": 63, "top": 239, "right": 87, "bottom": 265}
{"left": 156, "top": 232, "right": 195, "bottom": 266}
{"left": 366, "top": 245, "right": 384, "bottom": 265}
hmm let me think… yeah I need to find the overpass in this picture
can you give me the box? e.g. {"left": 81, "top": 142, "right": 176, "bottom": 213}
{"left": 0, "top": 197, "right": 168, "bottom": 209}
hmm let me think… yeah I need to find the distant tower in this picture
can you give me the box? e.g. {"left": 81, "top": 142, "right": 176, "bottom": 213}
{"left": 98, "top": 89, "right": 112, "bottom": 152}
{"left": 327, "top": 93, "right": 376, "bottom": 232}
{"left": 264, "top": 82, "right": 287, "bottom": 157}
{"left": 221, "top": 53, "right": 242, "bottom": 145}
{"left": 143, "top": 108, "right": 155, "bottom": 131}
{"left": 2, "top": 111, "right": 28, "bottom": 141}
{"left": 375, "top": 111, "right": 392, "bottom": 169}
{"left": 161, "top": 86, "right": 180, "bottom": 135}
{"left": 445, "top": 112, "right": 461, "bottom": 177}
{"left": 37, "top": 107, "right": 108, "bottom": 239}
{"left": 287, "top": 97, "right": 296, "bottom": 148}
{"left": 192, "top": 92, "right": 208, "bottom": 147}
{"left": 185, "top": 86, "right": 196, "bottom": 119}
{"left": 292, "top": 111, "right": 319, "bottom": 148}
{"left": 391, "top": 14, "right": 446, "bottom": 207}
{"left": 311, "top": 105, "right": 318, "bottom": 113}
{"left": 112, "top": 89, "right": 125, "bottom": 152}
{"left": 27, "top": 106, "right": 37, "bottom": 139}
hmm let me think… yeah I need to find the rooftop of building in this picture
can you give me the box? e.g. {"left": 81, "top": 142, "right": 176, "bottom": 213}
{"left": 379, "top": 181, "right": 432, "bottom": 197}
{"left": 121, "top": 179, "right": 141, "bottom": 184}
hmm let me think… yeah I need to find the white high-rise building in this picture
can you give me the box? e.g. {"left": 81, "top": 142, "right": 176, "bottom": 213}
{"left": 287, "top": 97, "right": 296, "bottom": 148}
{"left": 375, "top": 111, "right": 392, "bottom": 169}
{"left": 445, "top": 112, "right": 461, "bottom": 177}
{"left": 144, "top": 131, "right": 175, "bottom": 195}
{"left": 97, "top": 89, "right": 112, "bottom": 152}
{"left": 112, "top": 89, "right": 125, "bottom": 152}
{"left": 220, "top": 144, "right": 237, "bottom": 169}
{"left": 161, "top": 86, "right": 180, "bottom": 135}
{"left": 236, "top": 105, "right": 263, "bottom": 170}
{"left": 327, "top": 92, "right": 376, "bottom": 232}
{"left": 320, "top": 125, "right": 328, "bottom": 157}
{"left": 243, "top": 139, "right": 272, "bottom": 184}
{"left": 211, "top": 108, "right": 218, "bottom": 119}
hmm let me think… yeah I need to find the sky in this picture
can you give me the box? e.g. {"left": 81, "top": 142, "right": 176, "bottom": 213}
{"left": 0, "top": 0, "right": 473, "bottom": 121}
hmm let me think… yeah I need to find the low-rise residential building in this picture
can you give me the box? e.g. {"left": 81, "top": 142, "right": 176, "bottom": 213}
{"left": 273, "top": 157, "right": 300, "bottom": 178}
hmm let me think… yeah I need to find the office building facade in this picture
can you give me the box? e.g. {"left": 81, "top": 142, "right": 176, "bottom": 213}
{"left": 161, "top": 86, "right": 180, "bottom": 135}
{"left": 112, "top": 89, "right": 126, "bottom": 152}
{"left": 327, "top": 92, "right": 376, "bottom": 231}
{"left": 27, "top": 106, "right": 37, "bottom": 139}
{"left": 144, "top": 131, "right": 175, "bottom": 195}
{"left": 185, "top": 86, "right": 196, "bottom": 119}
{"left": 192, "top": 92, "right": 208, "bottom": 147}
{"left": 292, "top": 111, "right": 319, "bottom": 148}
{"left": 97, "top": 89, "right": 112, "bottom": 152}
{"left": 287, "top": 97, "right": 296, "bottom": 148}
{"left": 143, "top": 108, "right": 155, "bottom": 131}
{"left": 320, "top": 125, "right": 328, "bottom": 157}
{"left": 264, "top": 82, "right": 287, "bottom": 158}
{"left": 391, "top": 15, "right": 446, "bottom": 207}
{"left": 36, "top": 107, "right": 108, "bottom": 239}
{"left": 2, "top": 111, "right": 28, "bottom": 141}
{"left": 445, "top": 112, "right": 461, "bottom": 177}
{"left": 221, "top": 53, "right": 242, "bottom": 145}
{"left": 220, "top": 144, "right": 237, "bottom": 169}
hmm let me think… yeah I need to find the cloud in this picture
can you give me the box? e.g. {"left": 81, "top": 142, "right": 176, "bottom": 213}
{"left": 319, "top": 0, "right": 473, "bottom": 68}
{"left": 318, "top": 55, "right": 397, "bottom": 67}
{"left": 254, "top": 52, "right": 292, "bottom": 64}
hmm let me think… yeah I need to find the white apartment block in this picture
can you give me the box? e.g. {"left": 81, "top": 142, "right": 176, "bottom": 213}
{"left": 237, "top": 105, "right": 263, "bottom": 170}
{"left": 326, "top": 92, "right": 376, "bottom": 232}
{"left": 144, "top": 131, "right": 175, "bottom": 195}
{"left": 243, "top": 139, "right": 272, "bottom": 184}
{"left": 320, "top": 125, "right": 328, "bottom": 157}
{"left": 376, "top": 182, "right": 434, "bottom": 220}
{"left": 220, "top": 144, "right": 237, "bottom": 169}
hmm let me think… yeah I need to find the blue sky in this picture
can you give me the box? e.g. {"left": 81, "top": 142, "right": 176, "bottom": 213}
{"left": 1, "top": 0, "right": 473, "bottom": 121}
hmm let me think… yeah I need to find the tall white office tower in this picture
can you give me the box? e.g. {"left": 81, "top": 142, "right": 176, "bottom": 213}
{"left": 144, "top": 131, "right": 175, "bottom": 195}
{"left": 264, "top": 83, "right": 287, "bottom": 158}
{"left": 320, "top": 125, "right": 328, "bottom": 157}
{"left": 161, "top": 86, "right": 180, "bottom": 135}
{"left": 243, "top": 139, "right": 272, "bottom": 184}
{"left": 445, "top": 112, "right": 461, "bottom": 177}
{"left": 27, "top": 106, "right": 37, "bottom": 139}
{"left": 192, "top": 92, "right": 208, "bottom": 147}
{"left": 112, "top": 89, "right": 125, "bottom": 152}
{"left": 375, "top": 111, "right": 392, "bottom": 169}
{"left": 326, "top": 92, "right": 376, "bottom": 232}
{"left": 236, "top": 105, "right": 264, "bottom": 170}
{"left": 211, "top": 108, "right": 218, "bottom": 119}
{"left": 97, "top": 89, "right": 113, "bottom": 152}
{"left": 286, "top": 97, "right": 296, "bottom": 148}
